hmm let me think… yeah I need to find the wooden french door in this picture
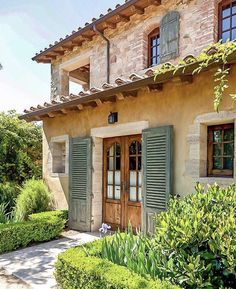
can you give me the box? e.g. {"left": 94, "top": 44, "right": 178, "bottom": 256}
{"left": 103, "top": 135, "right": 142, "bottom": 230}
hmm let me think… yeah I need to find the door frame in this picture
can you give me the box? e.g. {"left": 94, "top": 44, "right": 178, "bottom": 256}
{"left": 90, "top": 121, "right": 149, "bottom": 232}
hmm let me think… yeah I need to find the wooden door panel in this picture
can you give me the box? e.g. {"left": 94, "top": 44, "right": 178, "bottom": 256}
{"left": 127, "top": 204, "right": 141, "bottom": 230}
{"left": 104, "top": 202, "right": 121, "bottom": 226}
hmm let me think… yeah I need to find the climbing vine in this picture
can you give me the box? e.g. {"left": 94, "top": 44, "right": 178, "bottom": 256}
{"left": 154, "top": 41, "right": 236, "bottom": 112}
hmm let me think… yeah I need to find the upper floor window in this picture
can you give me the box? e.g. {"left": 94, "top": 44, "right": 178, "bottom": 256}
{"left": 148, "top": 28, "right": 160, "bottom": 67}
{"left": 207, "top": 123, "right": 234, "bottom": 177}
{"left": 219, "top": 0, "right": 236, "bottom": 42}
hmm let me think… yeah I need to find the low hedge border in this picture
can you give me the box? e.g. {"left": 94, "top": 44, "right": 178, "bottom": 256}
{"left": 55, "top": 239, "right": 181, "bottom": 289}
{"left": 0, "top": 210, "right": 68, "bottom": 253}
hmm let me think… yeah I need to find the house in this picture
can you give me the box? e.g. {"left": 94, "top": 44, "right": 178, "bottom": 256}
{"left": 20, "top": 0, "right": 236, "bottom": 234}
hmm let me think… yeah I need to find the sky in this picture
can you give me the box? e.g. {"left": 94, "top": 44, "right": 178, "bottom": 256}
{"left": 0, "top": 0, "right": 119, "bottom": 113}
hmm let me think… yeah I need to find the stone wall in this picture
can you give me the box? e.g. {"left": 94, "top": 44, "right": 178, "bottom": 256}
{"left": 50, "top": 0, "right": 219, "bottom": 99}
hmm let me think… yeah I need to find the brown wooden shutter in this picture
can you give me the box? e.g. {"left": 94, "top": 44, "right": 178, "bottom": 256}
{"left": 160, "top": 11, "right": 180, "bottom": 63}
{"left": 142, "top": 126, "right": 173, "bottom": 234}
{"left": 69, "top": 137, "right": 92, "bottom": 231}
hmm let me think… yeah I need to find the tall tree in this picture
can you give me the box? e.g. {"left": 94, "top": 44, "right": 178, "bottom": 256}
{"left": 0, "top": 111, "right": 42, "bottom": 184}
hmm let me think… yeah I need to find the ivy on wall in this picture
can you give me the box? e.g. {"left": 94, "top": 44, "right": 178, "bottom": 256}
{"left": 154, "top": 41, "right": 236, "bottom": 112}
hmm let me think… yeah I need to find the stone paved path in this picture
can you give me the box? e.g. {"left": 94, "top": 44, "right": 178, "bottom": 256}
{"left": 0, "top": 231, "right": 99, "bottom": 289}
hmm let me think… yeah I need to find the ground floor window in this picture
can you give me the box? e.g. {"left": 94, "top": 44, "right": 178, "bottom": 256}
{"left": 207, "top": 123, "right": 234, "bottom": 177}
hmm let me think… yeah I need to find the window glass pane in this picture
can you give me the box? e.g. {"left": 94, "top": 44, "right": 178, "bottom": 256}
{"left": 114, "top": 186, "right": 121, "bottom": 200}
{"left": 151, "top": 57, "right": 157, "bottom": 66}
{"left": 224, "top": 143, "right": 234, "bottom": 156}
{"left": 115, "top": 144, "right": 121, "bottom": 156}
{"left": 108, "top": 157, "right": 113, "bottom": 170}
{"left": 222, "top": 31, "right": 231, "bottom": 42}
{"left": 138, "top": 171, "right": 142, "bottom": 186}
{"left": 224, "top": 157, "right": 233, "bottom": 170}
{"left": 213, "top": 157, "right": 222, "bottom": 169}
{"left": 224, "top": 128, "right": 234, "bottom": 141}
{"left": 213, "top": 130, "right": 222, "bottom": 142}
{"left": 129, "top": 187, "right": 137, "bottom": 202}
{"left": 138, "top": 156, "right": 142, "bottom": 170}
{"left": 138, "top": 187, "right": 142, "bottom": 202}
{"left": 115, "top": 157, "right": 120, "bottom": 170}
{"left": 157, "top": 56, "right": 160, "bottom": 65}
{"left": 222, "top": 17, "right": 231, "bottom": 31}
{"left": 213, "top": 144, "right": 222, "bottom": 156}
{"left": 222, "top": 6, "right": 231, "bottom": 18}
{"left": 108, "top": 145, "right": 114, "bottom": 157}
{"left": 129, "top": 141, "right": 136, "bottom": 155}
{"left": 156, "top": 36, "right": 160, "bottom": 45}
{"left": 107, "top": 171, "right": 113, "bottom": 185}
{"left": 233, "top": 3, "right": 236, "bottom": 14}
{"left": 129, "top": 157, "right": 136, "bottom": 170}
{"left": 138, "top": 142, "right": 142, "bottom": 154}
{"left": 107, "top": 185, "right": 113, "bottom": 199}
{"left": 152, "top": 47, "right": 156, "bottom": 58}
{"left": 232, "top": 28, "right": 236, "bottom": 40}
{"left": 156, "top": 46, "right": 160, "bottom": 56}
{"left": 233, "top": 15, "right": 236, "bottom": 28}
{"left": 130, "top": 171, "right": 137, "bottom": 186}
{"left": 151, "top": 37, "right": 157, "bottom": 46}
{"left": 115, "top": 171, "right": 120, "bottom": 186}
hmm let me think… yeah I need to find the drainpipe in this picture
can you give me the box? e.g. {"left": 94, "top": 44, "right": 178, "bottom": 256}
{"left": 93, "top": 25, "right": 110, "bottom": 83}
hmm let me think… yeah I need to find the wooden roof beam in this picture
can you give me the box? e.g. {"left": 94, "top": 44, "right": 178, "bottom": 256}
{"left": 148, "top": 83, "right": 163, "bottom": 92}
{"left": 115, "top": 14, "right": 130, "bottom": 22}
{"left": 130, "top": 5, "right": 145, "bottom": 15}
{"left": 148, "top": 0, "right": 162, "bottom": 5}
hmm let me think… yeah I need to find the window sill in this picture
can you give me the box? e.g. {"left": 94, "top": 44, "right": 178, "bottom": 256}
{"left": 195, "top": 177, "right": 235, "bottom": 185}
{"left": 50, "top": 173, "right": 68, "bottom": 178}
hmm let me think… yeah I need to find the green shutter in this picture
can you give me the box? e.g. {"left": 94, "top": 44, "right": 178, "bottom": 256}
{"left": 69, "top": 137, "right": 92, "bottom": 231}
{"left": 142, "top": 126, "right": 173, "bottom": 234}
{"left": 160, "top": 11, "right": 180, "bottom": 63}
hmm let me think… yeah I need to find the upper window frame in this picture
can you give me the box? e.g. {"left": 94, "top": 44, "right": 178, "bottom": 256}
{"left": 218, "top": 0, "right": 236, "bottom": 42}
{"left": 148, "top": 28, "right": 160, "bottom": 68}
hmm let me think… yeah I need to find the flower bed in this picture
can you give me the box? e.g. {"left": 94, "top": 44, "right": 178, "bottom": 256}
{"left": 0, "top": 210, "right": 67, "bottom": 253}
{"left": 55, "top": 239, "right": 181, "bottom": 289}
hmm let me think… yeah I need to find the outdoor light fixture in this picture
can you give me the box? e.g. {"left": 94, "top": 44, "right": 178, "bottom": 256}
{"left": 108, "top": 112, "right": 118, "bottom": 124}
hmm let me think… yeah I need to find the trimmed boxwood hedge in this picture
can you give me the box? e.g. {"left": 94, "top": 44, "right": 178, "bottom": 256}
{"left": 55, "top": 240, "right": 181, "bottom": 289}
{"left": 0, "top": 210, "right": 67, "bottom": 253}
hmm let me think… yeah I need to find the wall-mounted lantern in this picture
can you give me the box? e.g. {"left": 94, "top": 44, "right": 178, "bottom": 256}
{"left": 108, "top": 112, "right": 118, "bottom": 124}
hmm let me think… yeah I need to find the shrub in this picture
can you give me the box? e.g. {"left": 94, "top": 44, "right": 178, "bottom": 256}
{"left": 0, "top": 210, "right": 66, "bottom": 253}
{"left": 99, "top": 184, "right": 236, "bottom": 289}
{"left": 0, "top": 182, "right": 20, "bottom": 213}
{"left": 14, "top": 179, "right": 54, "bottom": 221}
{"left": 154, "top": 183, "right": 236, "bottom": 288}
{"left": 55, "top": 240, "right": 181, "bottom": 289}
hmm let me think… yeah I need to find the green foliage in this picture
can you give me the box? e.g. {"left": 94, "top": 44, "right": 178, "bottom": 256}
{"left": 0, "top": 110, "right": 42, "bottom": 184}
{"left": 154, "top": 183, "right": 236, "bottom": 288}
{"left": 0, "top": 203, "right": 12, "bottom": 224}
{"left": 14, "top": 179, "right": 54, "bottom": 221}
{"left": 99, "top": 184, "right": 236, "bottom": 288}
{"left": 154, "top": 41, "right": 236, "bottom": 112}
{"left": 101, "top": 228, "right": 161, "bottom": 280}
{"left": 55, "top": 239, "right": 180, "bottom": 289}
{"left": 0, "top": 182, "right": 20, "bottom": 213}
{"left": 0, "top": 210, "right": 66, "bottom": 253}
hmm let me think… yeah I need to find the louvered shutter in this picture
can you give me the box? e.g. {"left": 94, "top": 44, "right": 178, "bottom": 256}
{"left": 160, "top": 11, "right": 180, "bottom": 63}
{"left": 69, "top": 137, "right": 92, "bottom": 231}
{"left": 142, "top": 126, "right": 173, "bottom": 234}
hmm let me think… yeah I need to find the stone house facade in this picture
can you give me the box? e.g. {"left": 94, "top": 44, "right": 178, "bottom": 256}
{"left": 21, "top": 0, "right": 236, "bottom": 233}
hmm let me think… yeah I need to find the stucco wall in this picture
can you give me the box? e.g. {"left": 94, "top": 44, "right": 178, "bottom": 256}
{"left": 43, "top": 65, "right": 236, "bottom": 212}
{"left": 50, "top": 0, "right": 218, "bottom": 99}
